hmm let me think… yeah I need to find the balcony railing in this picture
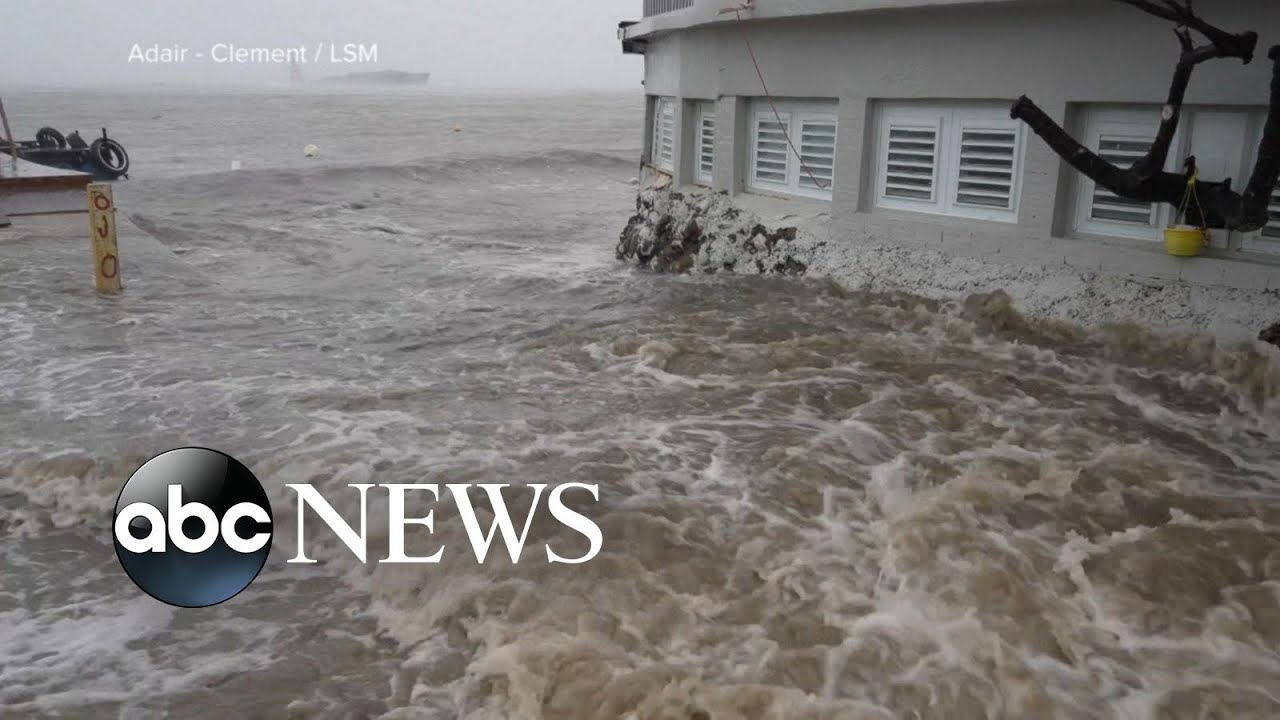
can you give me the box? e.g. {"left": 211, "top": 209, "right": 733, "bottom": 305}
{"left": 643, "top": 0, "right": 695, "bottom": 17}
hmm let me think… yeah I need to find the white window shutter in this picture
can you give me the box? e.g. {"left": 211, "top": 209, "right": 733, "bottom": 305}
{"left": 955, "top": 127, "right": 1018, "bottom": 210}
{"left": 798, "top": 119, "right": 836, "bottom": 193}
{"left": 660, "top": 100, "right": 675, "bottom": 170}
{"left": 884, "top": 123, "right": 939, "bottom": 202}
{"left": 697, "top": 104, "right": 715, "bottom": 184}
{"left": 652, "top": 98, "right": 675, "bottom": 172}
{"left": 1089, "top": 135, "right": 1157, "bottom": 226}
{"left": 753, "top": 116, "right": 790, "bottom": 186}
{"left": 651, "top": 99, "right": 661, "bottom": 167}
{"left": 1264, "top": 180, "right": 1280, "bottom": 239}
{"left": 746, "top": 100, "right": 838, "bottom": 199}
{"left": 877, "top": 106, "right": 1023, "bottom": 221}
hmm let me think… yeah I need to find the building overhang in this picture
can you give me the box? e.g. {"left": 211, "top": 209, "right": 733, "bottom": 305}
{"left": 620, "top": 0, "right": 1046, "bottom": 47}
{"left": 618, "top": 21, "right": 647, "bottom": 55}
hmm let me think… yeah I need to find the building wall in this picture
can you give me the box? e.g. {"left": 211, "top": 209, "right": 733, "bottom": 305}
{"left": 643, "top": 1, "right": 1276, "bottom": 104}
{"left": 637, "top": 0, "right": 1280, "bottom": 290}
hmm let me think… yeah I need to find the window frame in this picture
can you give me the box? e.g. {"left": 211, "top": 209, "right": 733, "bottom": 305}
{"left": 747, "top": 100, "right": 839, "bottom": 201}
{"left": 875, "top": 102, "right": 1027, "bottom": 223}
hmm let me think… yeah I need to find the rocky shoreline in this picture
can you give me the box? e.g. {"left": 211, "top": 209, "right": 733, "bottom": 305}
{"left": 617, "top": 185, "right": 1280, "bottom": 350}
{"left": 617, "top": 188, "right": 813, "bottom": 276}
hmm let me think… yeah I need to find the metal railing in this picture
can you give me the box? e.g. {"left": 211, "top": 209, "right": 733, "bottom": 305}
{"left": 643, "top": 0, "right": 694, "bottom": 17}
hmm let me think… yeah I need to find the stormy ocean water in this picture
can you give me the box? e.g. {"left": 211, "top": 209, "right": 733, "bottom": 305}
{"left": 1, "top": 89, "right": 1279, "bottom": 720}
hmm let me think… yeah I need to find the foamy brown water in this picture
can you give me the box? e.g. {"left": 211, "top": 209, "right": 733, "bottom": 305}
{"left": 1, "top": 91, "right": 1278, "bottom": 720}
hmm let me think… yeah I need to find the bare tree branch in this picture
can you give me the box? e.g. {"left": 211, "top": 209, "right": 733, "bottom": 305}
{"left": 1236, "top": 45, "right": 1280, "bottom": 230}
{"left": 1133, "top": 25, "right": 1238, "bottom": 182}
{"left": 1115, "top": 0, "right": 1258, "bottom": 61}
{"left": 1011, "top": 1, "right": 1279, "bottom": 233}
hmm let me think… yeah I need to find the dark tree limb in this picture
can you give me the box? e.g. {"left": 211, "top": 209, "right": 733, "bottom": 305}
{"left": 1239, "top": 45, "right": 1280, "bottom": 229}
{"left": 1115, "top": 0, "right": 1257, "bottom": 62}
{"left": 1011, "top": 1, "right": 1278, "bottom": 233}
{"left": 1130, "top": 25, "right": 1225, "bottom": 184}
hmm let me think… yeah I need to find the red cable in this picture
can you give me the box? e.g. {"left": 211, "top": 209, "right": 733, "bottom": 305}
{"left": 734, "top": 8, "right": 830, "bottom": 191}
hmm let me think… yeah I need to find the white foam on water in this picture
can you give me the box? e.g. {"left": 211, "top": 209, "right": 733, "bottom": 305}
{"left": 0, "top": 535, "right": 292, "bottom": 716}
{"left": 2, "top": 92, "right": 1279, "bottom": 718}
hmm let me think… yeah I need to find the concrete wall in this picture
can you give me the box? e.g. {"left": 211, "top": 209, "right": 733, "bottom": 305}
{"left": 636, "top": 0, "right": 1280, "bottom": 292}
{"left": 641, "top": 0, "right": 1279, "bottom": 102}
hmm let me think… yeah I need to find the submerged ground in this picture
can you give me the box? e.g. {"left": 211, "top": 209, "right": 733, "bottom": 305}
{"left": 0, "top": 90, "right": 1278, "bottom": 719}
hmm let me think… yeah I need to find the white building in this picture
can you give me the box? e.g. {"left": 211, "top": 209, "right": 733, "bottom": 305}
{"left": 619, "top": 0, "right": 1280, "bottom": 293}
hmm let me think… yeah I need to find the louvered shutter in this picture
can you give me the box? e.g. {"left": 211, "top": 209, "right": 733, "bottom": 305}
{"left": 955, "top": 127, "right": 1017, "bottom": 210}
{"left": 798, "top": 119, "right": 836, "bottom": 193}
{"left": 1089, "top": 135, "right": 1157, "bottom": 225}
{"left": 884, "top": 124, "right": 939, "bottom": 201}
{"left": 653, "top": 99, "right": 675, "bottom": 172}
{"left": 697, "top": 104, "right": 715, "bottom": 184}
{"left": 747, "top": 101, "right": 839, "bottom": 199}
{"left": 878, "top": 107, "right": 1024, "bottom": 220}
{"left": 1264, "top": 180, "right": 1280, "bottom": 239}
{"left": 651, "top": 99, "right": 661, "bottom": 167}
{"left": 753, "top": 116, "right": 789, "bottom": 186}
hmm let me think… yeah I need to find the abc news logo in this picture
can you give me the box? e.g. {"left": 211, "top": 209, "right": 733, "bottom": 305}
{"left": 113, "top": 448, "right": 601, "bottom": 608}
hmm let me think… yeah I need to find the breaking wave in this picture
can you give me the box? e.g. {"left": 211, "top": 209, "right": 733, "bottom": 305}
{"left": 4, "top": 278, "right": 1279, "bottom": 718}
{"left": 2, "top": 90, "right": 1278, "bottom": 719}
{"left": 152, "top": 148, "right": 636, "bottom": 194}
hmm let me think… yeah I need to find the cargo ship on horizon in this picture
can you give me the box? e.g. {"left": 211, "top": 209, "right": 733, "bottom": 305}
{"left": 321, "top": 70, "right": 431, "bottom": 86}
{"left": 288, "top": 62, "right": 431, "bottom": 88}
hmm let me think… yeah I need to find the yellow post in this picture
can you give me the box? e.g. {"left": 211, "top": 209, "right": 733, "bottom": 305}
{"left": 87, "top": 184, "right": 122, "bottom": 293}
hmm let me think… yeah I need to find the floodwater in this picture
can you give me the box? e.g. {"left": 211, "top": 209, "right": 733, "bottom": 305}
{"left": 1, "top": 89, "right": 1278, "bottom": 720}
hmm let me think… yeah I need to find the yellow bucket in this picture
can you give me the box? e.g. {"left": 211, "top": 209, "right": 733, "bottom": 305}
{"left": 1163, "top": 225, "right": 1205, "bottom": 257}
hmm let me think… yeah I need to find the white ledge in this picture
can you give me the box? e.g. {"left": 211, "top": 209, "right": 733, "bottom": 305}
{"left": 623, "top": 0, "right": 1043, "bottom": 42}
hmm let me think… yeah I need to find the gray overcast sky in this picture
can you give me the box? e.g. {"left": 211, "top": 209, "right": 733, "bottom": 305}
{"left": 1, "top": 0, "right": 643, "bottom": 90}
